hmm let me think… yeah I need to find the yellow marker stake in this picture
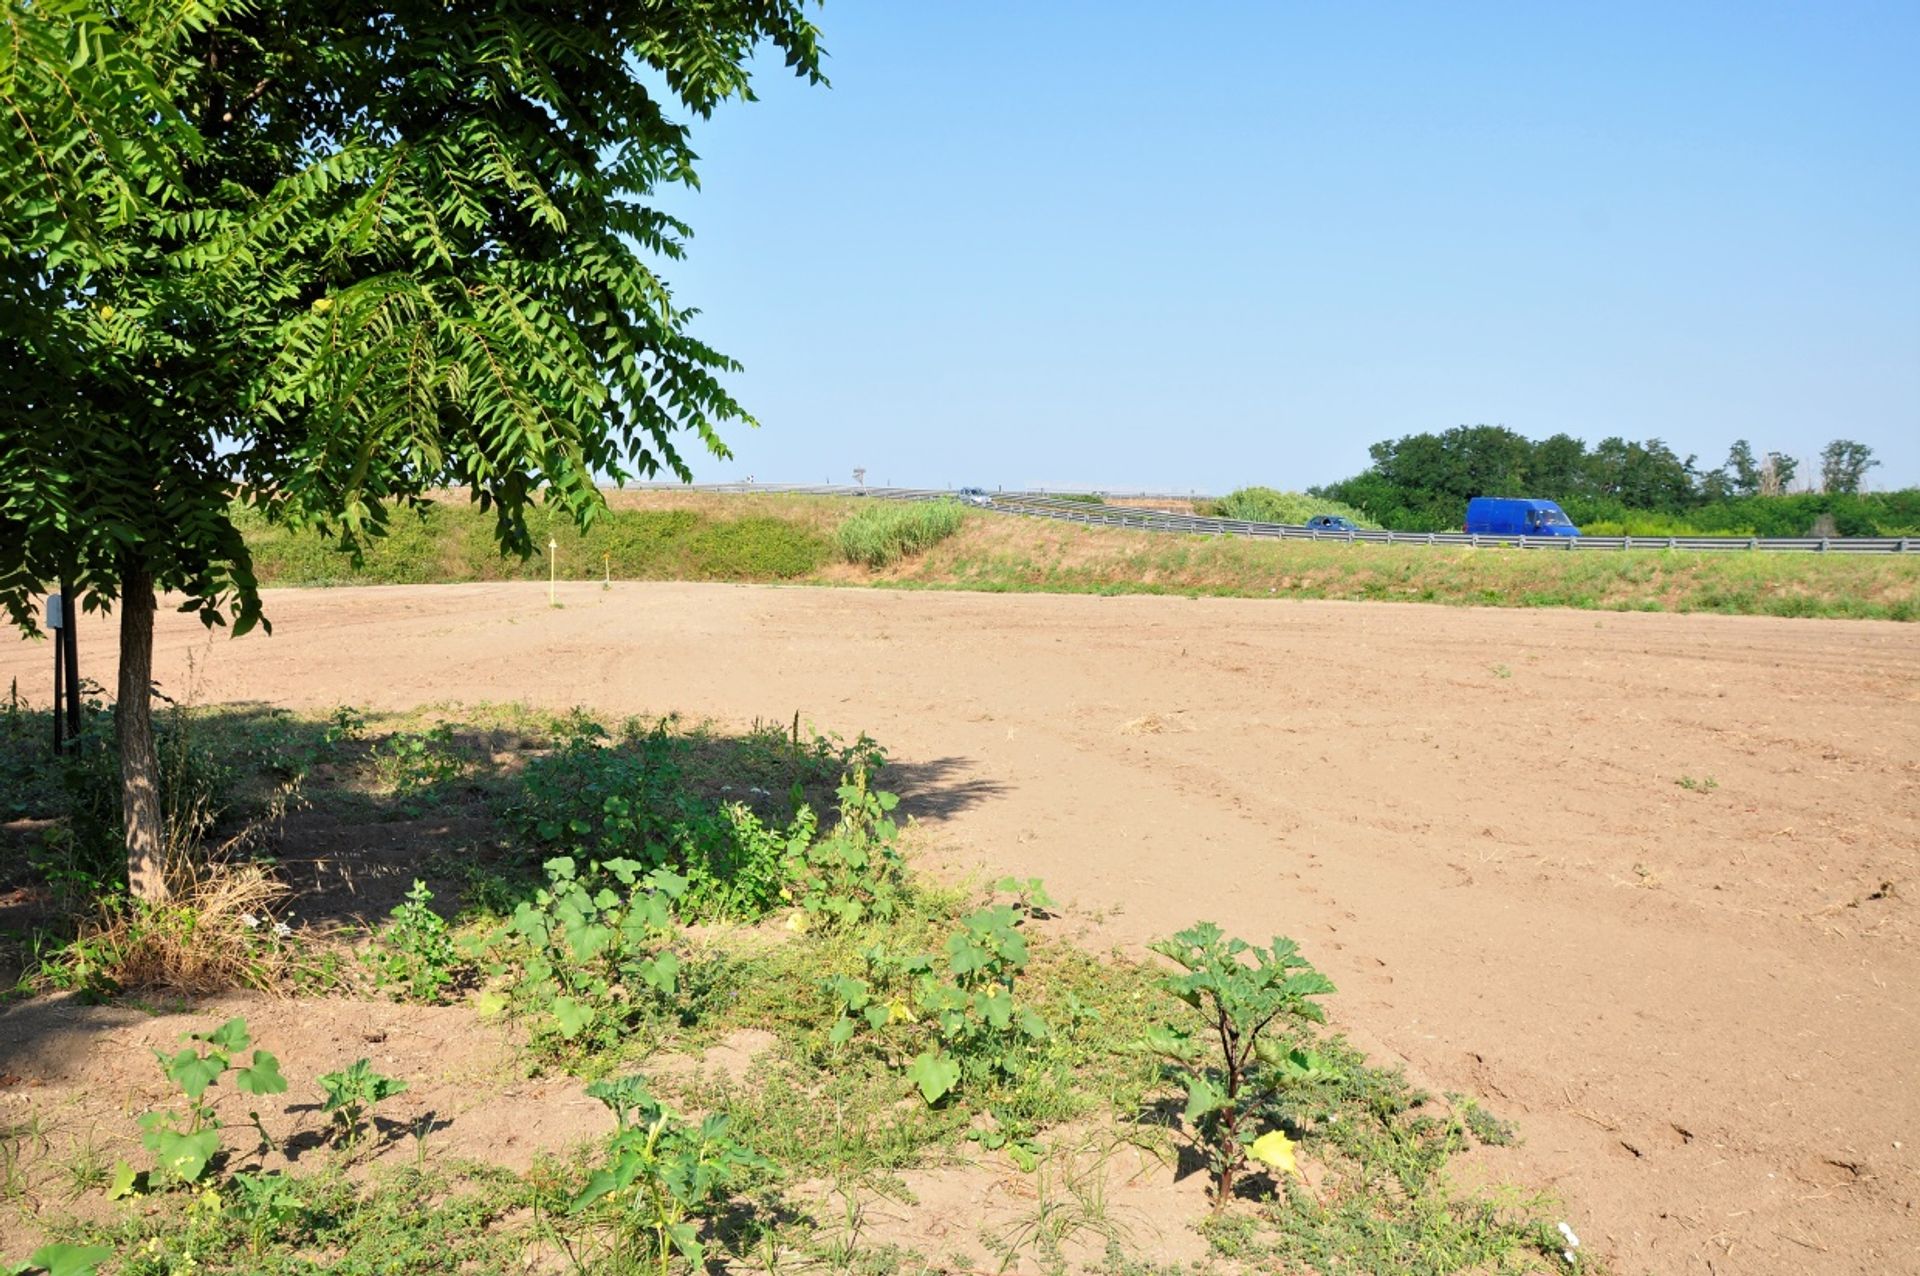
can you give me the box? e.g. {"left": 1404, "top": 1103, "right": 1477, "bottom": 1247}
{"left": 548, "top": 537, "right": 558, "bottom": 606}
{"left": 603, "top": 551, "right": 611, "bottom": 590}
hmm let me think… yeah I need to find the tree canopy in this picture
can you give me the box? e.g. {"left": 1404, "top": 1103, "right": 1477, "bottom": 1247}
{"left": 1312, "top": 426, "right": 1903, "bottom": 534}
{"left": 2, "top": 0, "right": 826, "bottom": 898}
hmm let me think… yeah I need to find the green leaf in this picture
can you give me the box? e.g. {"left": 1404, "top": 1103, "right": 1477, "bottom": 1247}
{"left": 153, "top": 1128, "right": 221, "bottom": 1183}
{"left": 1184, "top": 1076, "right": 1224, "bottom": 1121}
{"left": 23, "top": 1245, "right": 113, "bottom": 1276}
{"left": 906, "top": 1051, "right": 961, "bottom": 1105}
{"left": 474, "top": 990, "right": 508, "bottom": 1019}
{"left": 159, "top": 1047, "right": 225, "bottom": 1100}
{"left": 197, "top": 1017, "right": 252, "bottom": 1053}
{"left": 666, "top": 1222, "right": 703, "bottom": 1264}
{"left": 106, "top": 1160, "right": 142, "bottom": 1200}
{"left": 551, "top": 996, "right": 594, "bottom": 1039}
{"left": 234, "top": 1049, "right": 288, "bottom": 1095}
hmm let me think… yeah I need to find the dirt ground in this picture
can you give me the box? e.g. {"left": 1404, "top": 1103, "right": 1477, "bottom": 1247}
{"left": 3, "top": 581, "right": 1915, "bottom": 1275}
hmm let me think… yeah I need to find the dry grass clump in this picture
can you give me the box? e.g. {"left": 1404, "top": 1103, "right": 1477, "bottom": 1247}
{"left": 65, "top": 863, "right": 297, "bottom": 994}
{"left": 1119, "top": 713, "right": 1191, "bottom": 736}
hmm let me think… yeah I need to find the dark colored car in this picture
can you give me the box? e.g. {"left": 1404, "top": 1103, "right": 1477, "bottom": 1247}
{"left": 1307, "top": 515, "right": 1357, "bottom": 532}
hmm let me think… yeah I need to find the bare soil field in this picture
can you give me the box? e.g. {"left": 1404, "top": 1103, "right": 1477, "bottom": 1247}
{"left": 4, "top": 581, "right": 1915, "bottom": 1275}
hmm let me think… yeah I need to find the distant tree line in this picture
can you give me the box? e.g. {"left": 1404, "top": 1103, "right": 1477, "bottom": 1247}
{"left": 1310, "top": 426, "right": 1916, "bottom": 536}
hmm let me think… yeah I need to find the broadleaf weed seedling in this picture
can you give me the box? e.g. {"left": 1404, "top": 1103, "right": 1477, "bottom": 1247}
{"left": 316, "top": 1059, "right": 407, "bottom": 1151}
{"left": 1140, "top": 923, "right": 1335, "bottom": 1205}
{"left": 120, "top": 1017, "right": 287, "bottom": 1192}
{"left": 367, "top": 879, "right": 466, "bottom": 1002}
{"left": 567, "top": 1075, "right": 772, "bottom": 1276}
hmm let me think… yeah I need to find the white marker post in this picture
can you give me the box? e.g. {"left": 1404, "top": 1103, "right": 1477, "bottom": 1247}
{"left": 548, "top": 537, "right": 558, "bottom": 607}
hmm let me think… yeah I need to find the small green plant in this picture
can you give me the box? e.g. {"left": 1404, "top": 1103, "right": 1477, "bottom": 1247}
{"left": 317, "top": 1059, "right": 408, "bottom": 1150}
{"left": 966, "top": 1106, "right": 1043, "bottom": 1172}
{"left": 323, "top": 705, "right": 368, "bottom": 748}
{"left": 374, "top": 725, "right": 465, "bottom": 806}
{"left": 228, "top": 1171, "right": 304, "bottom": 1255}
{"left": 785, "top": 762, "right": 906, "bottom": 930}
{"left": 1489, "top": 663, "right": 1513, "bottom": 679}
{"left": 367, "top": 879, "right": 465, "bottom": 1002}
{"left": 499, "top": 856, "right": 686, "bottom": 1051}
{"left": 1456, "top": 1096, "right": 1520, "bottom": 1147}
{"left": 123, "top": 1017, "right": 287, "bottom": 1189}
{"left": 1675, "top": 774, "right": 1718, "bottom": 793}
{"left": 5, "top": 1244, "right": 112, "bottom": 1276}
{"left": 1140, "top": 924, "right": 1335, "bottom": 1204}
{"left": 569, "top": 1075, "right": 772, "bottom": 1276}
{"left": 827, "top": 901, "right": 1049, "bottom": 1106}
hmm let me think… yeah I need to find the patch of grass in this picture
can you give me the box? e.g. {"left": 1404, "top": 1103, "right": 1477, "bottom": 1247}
{"left": 236, "top": 496, "right": 831, "bottom": 586}
{"left": 1456, "top": 1097, "right": 1520, "bottom": 1148}
{"left": 48, "top": 1162, "right": 533, "bottom": 1275}
{"left": 836, "top": 500, "right": 967, "bottom": 568}
{"left": 878, "top": 526, "right": 1919, "bottom": 621}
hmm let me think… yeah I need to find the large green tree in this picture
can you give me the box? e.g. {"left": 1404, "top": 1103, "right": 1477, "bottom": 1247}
{"left": 1819, "top": 439, "right": 1878, "bottom": 495}
{"left": 2, "top": 1, "right": 824, "bottom": 900}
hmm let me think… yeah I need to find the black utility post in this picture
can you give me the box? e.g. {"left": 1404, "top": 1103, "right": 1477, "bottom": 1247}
{"left": 61, "top": 584, "right": 80, "bottom": 744}
{"left": 47, "top": 585, "right": 81, "bottom": 753}
{"left": 48, "top": 592, "right": 65, "bottom": 753}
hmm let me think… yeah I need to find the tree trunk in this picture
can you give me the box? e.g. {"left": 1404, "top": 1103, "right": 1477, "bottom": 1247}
{"left": 118, "top": 561, "right": 166, "bottom": 903}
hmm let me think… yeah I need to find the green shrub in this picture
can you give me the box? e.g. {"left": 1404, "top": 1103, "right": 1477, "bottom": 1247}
{"left": 836, "top": 500, "right": 966, "bottom": 567}
{"left": 1204, "top": 488, "right": 1377, "bottom": 528}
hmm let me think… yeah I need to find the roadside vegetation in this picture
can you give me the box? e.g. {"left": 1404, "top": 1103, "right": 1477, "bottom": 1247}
{"left": 835, "top": 500, "right": 967, "bottom": 568}
{"left": 237, "top": 491, "right": 1919, "bottom": 621}
{"left": 1194, "top": 489, "right": 1376, "bottom": 528}
{"left": 0, "top": 694, "right": 1583, "bottom": 1275}
{"left": 1310, "top": 424, "right": 1918, "bottom": 536}
{"left": 236, "top": 499, "right": 832, "bottom": 587}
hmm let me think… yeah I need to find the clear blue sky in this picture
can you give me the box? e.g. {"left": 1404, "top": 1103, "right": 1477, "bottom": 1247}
{"left": 648, "top": 1, "right": 1919, "bottom": 493}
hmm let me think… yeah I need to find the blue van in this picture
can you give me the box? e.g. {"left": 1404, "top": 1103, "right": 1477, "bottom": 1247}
{"left": 1464, "top": 497, "right": 1580, "bottom": 537}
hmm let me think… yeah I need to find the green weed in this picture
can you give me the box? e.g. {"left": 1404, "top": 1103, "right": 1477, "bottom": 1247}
{"left": 121, "top": 1018, "right": 288, "bottom": 1191}
{"left": 316, "top": 1060, "right": 408, "bottom": 1150}
{"left": 366, "top": 880, "right": 467, "bottom": 1003}
{"left": 1140, "top": 924, "right": 1336, "bottom": 1205}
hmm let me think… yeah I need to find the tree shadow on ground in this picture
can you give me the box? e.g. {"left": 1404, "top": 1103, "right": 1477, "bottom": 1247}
{"left": 1, "top": 701, "right": 1010, "bottom": 958}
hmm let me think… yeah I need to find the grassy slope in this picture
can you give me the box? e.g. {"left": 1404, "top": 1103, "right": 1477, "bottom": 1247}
{"left": 242, "top": 491, "right": 1920, "bottom": 621}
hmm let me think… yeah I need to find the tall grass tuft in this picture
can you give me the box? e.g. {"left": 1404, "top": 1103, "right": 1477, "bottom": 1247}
{"left": 837, "top": 500, "right": 966, "bottom": 568}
